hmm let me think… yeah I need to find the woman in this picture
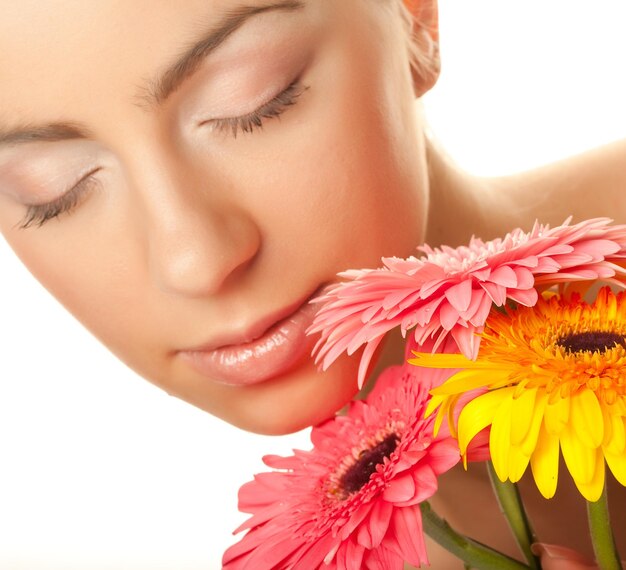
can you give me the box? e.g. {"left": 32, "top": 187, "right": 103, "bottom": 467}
{"left": 1, "top": 1, "right": 625, "bottom": 567}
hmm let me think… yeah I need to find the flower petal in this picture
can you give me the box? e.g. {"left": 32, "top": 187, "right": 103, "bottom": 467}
{"left": 457, "top": 388, "right": 513, "bottom": 455}
{"left": 506, "top": 287, "right": 538, "bottom": 307}
{"left": 489, "top": 265, "right": 519, "bottom": 287}
{"left": 468, "top": 292, "right": 494, "bottom": 326}
{"left": 508, "top": 444, "right": 531, "bottom": 483}
{"left": 481, "top": 281, "right": 507, "bottom": 306}
{"left": 383, "top": 473, "right": 415, "bottom": 503}
{"left": 560, "top": 423, "right": 597, "bottom": 486}
{"left": 444, "top": 279, "right": 473, "bottom": 312}
{"left": 606, "top": 413, "right": 626, "bottom": 454}
{"left": 573, "top": 447, "right": 605, "bottom": 502}
{"left": 510, "top": 387, "right": 538, "bottom": 446}
{"left": 364, "top": 546, "right": 404, "bottom": 570}
{"left": 605, "top": 446, "right": 626, "bottom": 487}
{"left": 425, "top": 438, "right": 461, "bottom": 477}
{"left": 387, "top": 507, "right": 428, "bottom": 568}
{"left": 544, "top": 397, "right": 570, "bottom": 435}
{"left": 357, "top": 336, "right": 383, "bottom": 389}
{"left": 520, "top": 391, "right": 548, "bottom": 457}
{"left": 571, "top": 389, "right": 604, "bottom": 449}
{"left": 489, "top": 392, "right": 515, "bottom": 481}
{"left": 530, "top": 420, "right": 560, "bottom": 499}
{"left": 439, "top": 301, "right": 461, "bottom": 331}
{"left": 367, "top": 499, "right": 394, "bottom": 548}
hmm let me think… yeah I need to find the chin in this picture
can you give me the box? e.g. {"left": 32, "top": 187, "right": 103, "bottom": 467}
{"left": 202, "top": 354, "right": 362, "bottom": 436}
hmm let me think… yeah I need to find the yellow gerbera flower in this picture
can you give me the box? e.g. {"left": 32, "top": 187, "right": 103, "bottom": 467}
{"left": 409, "top": 287, "right": 626, "bottom": 502}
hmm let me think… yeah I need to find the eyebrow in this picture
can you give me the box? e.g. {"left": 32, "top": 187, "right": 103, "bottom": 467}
{"left": 0, "top": 0, "right": 304, "bottom": 148}
{"left": 0, "top": 122, "right": 92, "bottom": 147}
{"left": 143, "top": 0, "right": 305, "bottom": 107}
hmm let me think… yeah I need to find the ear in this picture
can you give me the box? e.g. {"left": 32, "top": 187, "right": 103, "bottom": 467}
{"left": 403, "top": 0, "right": 440, "bottom": 97}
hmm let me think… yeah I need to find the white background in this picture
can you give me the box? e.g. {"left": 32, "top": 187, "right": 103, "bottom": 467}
{"left": 1, "top": 2, "right": 626, "bottom": 569}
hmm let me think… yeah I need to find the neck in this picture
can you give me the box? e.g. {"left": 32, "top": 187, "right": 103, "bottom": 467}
{"left": 424, "top": 137, "right": 530, "bottom": 246}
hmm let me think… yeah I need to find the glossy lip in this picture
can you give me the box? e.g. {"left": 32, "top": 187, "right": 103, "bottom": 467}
{"left": 178, "top": 289, "right": 322, "bottom": 386}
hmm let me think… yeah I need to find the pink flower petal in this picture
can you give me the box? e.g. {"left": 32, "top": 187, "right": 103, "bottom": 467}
{"left": 439, "top": 301, "right": 461, "bottom": 331}
{"left": 488, "top": 265, "right": 519, "bottom": 287}
{"left": 444, "top": 279, "right": 473, "bottom": 312}
{"left": 383, "top": 473, "right": 416, "bottom": 503}
{"left": 367, "top": 499, "right": 394, "bottom": 548}
{"left": 507, "top": 287, "right": 539, "bottom": 307}
{"left": 364, "top": 546, "right": 404, "bottom": 570}
{"left": 387, "top": 507, "right": 429, "bottom": 568}
{"left": 224, "top": 362, "right": 458, "bottom": 569}
{"left": 513, "top": 266, "right": 535, "bottom": 289}
{"left": 468, "top": 292, "right": 494, "bottom": 326}
{"left": 481, "top": 281, "right": 507, "bottom": 305}
{"left": 309, "top": 217, "right": 626, "bottom": 395}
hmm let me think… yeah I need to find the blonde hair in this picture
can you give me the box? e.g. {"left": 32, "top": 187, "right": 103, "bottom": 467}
{"left": 396, "top": 0, "right": 440, "bottom": 95}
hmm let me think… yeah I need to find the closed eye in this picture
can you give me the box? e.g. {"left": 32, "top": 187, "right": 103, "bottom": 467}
{"left": 205, "top": 78, "right": 308, "bottom": 138}
{"left": 16, "top": 167, "right": 102, "bottom": 229}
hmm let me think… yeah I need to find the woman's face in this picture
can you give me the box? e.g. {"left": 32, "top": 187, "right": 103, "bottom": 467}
{"left": 0, "top": 0, "right": 430, "bottom": 433}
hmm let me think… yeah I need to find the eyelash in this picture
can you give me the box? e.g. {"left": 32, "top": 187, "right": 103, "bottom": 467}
{"left": 208, "top": 79, "right": 308, "bottom": 137}
{"left": 18, "top": 80, "right": 307, "bottom": 229}
{"left": 17, "top": 170, "right": 101, "bottom": 230}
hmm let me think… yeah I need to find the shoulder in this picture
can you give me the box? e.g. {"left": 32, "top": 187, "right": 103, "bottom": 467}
{"left": 498, "top": 138, "right": 626, "bottom": 228}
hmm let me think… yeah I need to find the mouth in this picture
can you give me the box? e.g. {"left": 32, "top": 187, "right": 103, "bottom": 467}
{"left": 178, "top": 289, "right": 322, "bottom": 386}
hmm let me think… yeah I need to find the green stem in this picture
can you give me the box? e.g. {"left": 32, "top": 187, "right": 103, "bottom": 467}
{"left": 487, "top": 461, "right": 540, "bottom": 569}
{"left": 420, "top": 501, "right": 531, "bottom": 570}
{"left": 587, "top": 482, "right": 622, "bottom": 570}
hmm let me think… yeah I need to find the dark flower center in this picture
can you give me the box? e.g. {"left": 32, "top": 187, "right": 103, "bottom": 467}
{"left": 339, "top": 433, "right": 399, "bottom": 495}
{"left": 557, "top": 331, "right": 626, "bottom": 354}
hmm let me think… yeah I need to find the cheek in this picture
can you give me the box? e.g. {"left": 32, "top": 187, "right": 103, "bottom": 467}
{"left": 227, "top": 24, "right": 425, "bottom": 277}
{"left": 236, "top": 60, "right": 426, "bottom": 278}
{"left": 0, "top": 205, "right": 159, "bottom": 376}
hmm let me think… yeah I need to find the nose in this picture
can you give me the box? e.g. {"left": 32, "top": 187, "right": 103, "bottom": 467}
{"left": 137, "top": 167, "right": 261, "bottom": 298}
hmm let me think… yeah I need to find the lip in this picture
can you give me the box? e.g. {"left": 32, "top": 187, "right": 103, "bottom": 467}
{"left": 178, "top": 290, "right": 322, "bottom": 386}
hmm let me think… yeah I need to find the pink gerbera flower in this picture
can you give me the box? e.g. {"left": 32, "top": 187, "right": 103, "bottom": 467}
{"left": 308, "top": 217, "right": 626, "bottom": 387}
{"left": 222, "top": 350, "right": 486, "bottom": 570}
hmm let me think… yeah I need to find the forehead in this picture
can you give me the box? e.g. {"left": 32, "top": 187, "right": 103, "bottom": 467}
{"left": 0, "top": 0, "right": 302, "bottom": 129}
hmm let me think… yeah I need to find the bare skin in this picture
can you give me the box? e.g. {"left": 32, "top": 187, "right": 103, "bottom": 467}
{"left": 1, "top": 1, "right": 626, "bottom": 567}
{"left": 0, "top": 0, "right": 435, "bottom": 434}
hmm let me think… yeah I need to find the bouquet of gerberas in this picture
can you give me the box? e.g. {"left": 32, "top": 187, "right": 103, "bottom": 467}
{"left": 223, "top": 218, "right": 626, "bottom": 570}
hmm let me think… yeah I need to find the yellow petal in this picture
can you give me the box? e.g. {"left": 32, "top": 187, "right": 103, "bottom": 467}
{"left": 560, "top": 423, "right": 596, "bottom": 485}
{"left": 520, "top": 391, "right": 548, "bottom": 457}
{"left": 509, "top": 445, "right": 531, "bottom": 483}
{"left": 606, "top": 414, "right": 626, "bottom": 455}
{"left": 425, "top": 393, "right": 446, "bottom": 419}
{"left": 605, "top": 447, "right": 626, "bottom": 486}
{"left": 490, "top": 393, "right": 514, "bottom": 481}
{"left": 510, "top": 388, "right": 538, "bottom": 446}
{"left": 614, "top": 398, "right": 626, "bottom": 416}
{"left": 425, "top": 394, "right": 448, "bottom": 436}
{"left": 574, "top": 448, "right": 605, "bottom": 502}
{"left": 571, "top": 389, "right": 604, "bottom": 449}
{"left": 531, "top": 421, "right": 560, "bottom": 498}
{"left": 445, "top": 394, "right": 462, "bottom": 438}
{"left": 457, "top": 388, "right": 514, "bottom": 455}
{"left": 544, "top": 397, "right": 570, "bottom": 435}
{"left": 601, "top": 405, "right": 613, "bottom": 449}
